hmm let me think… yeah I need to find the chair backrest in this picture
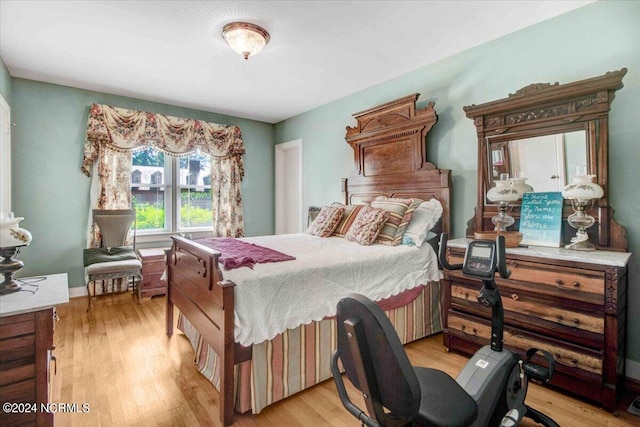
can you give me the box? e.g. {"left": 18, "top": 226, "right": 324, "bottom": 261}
{"left": 336, "top": 293, "right": 421, "bottom": 424}
{"left": 93, "top": 209, "right": 136, "bottom": 248}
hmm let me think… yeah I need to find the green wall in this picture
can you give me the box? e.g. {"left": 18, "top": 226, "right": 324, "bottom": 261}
{"left": 0, "top": 57, "right": 12, "bottom": 103}
{"left": 275, "top": 2, "right": 640, "bottom": 363}
{"left": 9, "top": 79, "right": 275, "bottom": 290}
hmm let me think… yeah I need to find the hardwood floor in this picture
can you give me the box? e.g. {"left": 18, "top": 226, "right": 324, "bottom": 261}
{"left": 52, "top": 292, "right": 639, "bottom": 427}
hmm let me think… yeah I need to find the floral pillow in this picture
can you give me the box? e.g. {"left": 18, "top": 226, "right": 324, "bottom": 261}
{"left": 371, "top": 197, "right": 420, "bottom": 246}
{"left": 344, "top": 206, "right": 390, "bottom": 245}
{"left": 306, "top": 205, "right": 346, "bottom": 237}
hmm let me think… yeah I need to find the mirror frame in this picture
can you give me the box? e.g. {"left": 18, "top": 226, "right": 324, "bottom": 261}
{"left": 463, "top": 68, "right": 628, "bottom": 251}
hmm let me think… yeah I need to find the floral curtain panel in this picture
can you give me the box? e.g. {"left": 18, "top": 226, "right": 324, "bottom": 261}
{"left": 83, "top": 103, "right": 246, "bottom": 243}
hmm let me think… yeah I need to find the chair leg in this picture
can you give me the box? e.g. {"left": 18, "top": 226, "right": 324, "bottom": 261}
{"left": 86, "top": 281, "right": 92, "bottom": 312}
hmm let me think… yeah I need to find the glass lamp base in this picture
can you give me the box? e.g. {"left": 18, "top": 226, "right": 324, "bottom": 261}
{"left": 0, "top": 246, "right": 24, "bottom": 295}
{"left": 565, "top": 230, "right": 595, "bottom": 251}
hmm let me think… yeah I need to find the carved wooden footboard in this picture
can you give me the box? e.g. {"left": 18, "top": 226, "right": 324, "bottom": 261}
{"left": 165, "top": 236, "right": 250, "bottom": 426}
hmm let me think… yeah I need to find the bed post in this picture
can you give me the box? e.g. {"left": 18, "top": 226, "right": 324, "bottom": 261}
{"left": 165, "top": 247, "right": 174, "bottom": 336}
{"left": 219, "top": 279, "right": 236, "bottom": 426}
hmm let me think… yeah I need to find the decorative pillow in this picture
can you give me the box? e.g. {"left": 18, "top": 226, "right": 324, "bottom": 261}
{"left": 401, "top": 199, "right": 443, "bottom": 247}
{"left": 344, "top": 206, "right": 390, "bottom": 246}
{"left": 332, "top": 203, "right": 366, "bottom": 237}
{"left": 370, "top": 197, "right": 419, "bottom": 246}
{"left": 306, "top": 205, "right": 345, "bottom": 237}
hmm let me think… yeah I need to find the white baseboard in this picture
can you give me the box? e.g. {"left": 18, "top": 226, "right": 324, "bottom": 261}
{"left": 68, "top": 286, "right": 88, "bottom": 299}
{"left": 627, "top": 359, "right": 640, "bottom": 382}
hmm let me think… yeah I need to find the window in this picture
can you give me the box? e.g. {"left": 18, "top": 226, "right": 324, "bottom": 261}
{"left": 131, "top": 147, "right": 212, "bottom": 234}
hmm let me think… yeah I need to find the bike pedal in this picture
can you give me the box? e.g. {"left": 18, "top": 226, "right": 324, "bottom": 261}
{"left": 524, "top": 363, "right": 551, "bottom": 382}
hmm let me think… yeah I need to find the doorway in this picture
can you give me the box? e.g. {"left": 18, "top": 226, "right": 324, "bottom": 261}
{"left": 275, "top": 139, "right": 303, "bottom": 234}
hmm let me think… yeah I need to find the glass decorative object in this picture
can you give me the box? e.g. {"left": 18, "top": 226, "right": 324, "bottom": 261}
{"left": 0, "top": 213, "right": 32, "bottom": 295}
{"left": 561, "top": 174, "right": 604, "bottom": 251}
{"left": 486, "top": 179, "right": 520, "bottom": 231}
{"left": 509, "top": 176, "right": 534, "bottom": 199}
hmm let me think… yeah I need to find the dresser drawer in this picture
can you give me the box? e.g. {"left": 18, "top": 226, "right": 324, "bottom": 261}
{"left": 447, "top": 312, "right": 603, "bottom": 375}
{"left": 450, "top": 283, "right": 604, "bottom": 336}
{"left": 447, "top": 253, "right": 605, "bottom": 305}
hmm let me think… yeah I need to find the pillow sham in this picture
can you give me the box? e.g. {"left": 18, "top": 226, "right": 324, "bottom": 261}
{"left": 306, "top": 205, "right": 345, "bottom": 237}
{"left": 401, "top": 198, "right": 443, "bottom": 248}
{"left": 332, "top": 203, "right": 366, "bottom": 237}
{"left": 344, "top": 206, "right": 389, "bottom": 245}
{"left": 371, "top": 197, "right": 419, "bottom": 246}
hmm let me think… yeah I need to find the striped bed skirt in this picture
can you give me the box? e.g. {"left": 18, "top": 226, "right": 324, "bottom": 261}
{"left": 177, "top": 281, "right": 442, "bottom": 415}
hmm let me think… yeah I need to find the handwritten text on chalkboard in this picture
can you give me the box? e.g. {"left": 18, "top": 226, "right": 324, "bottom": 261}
{"left": 519, "top": 192, "right": 563, "bottom": 247}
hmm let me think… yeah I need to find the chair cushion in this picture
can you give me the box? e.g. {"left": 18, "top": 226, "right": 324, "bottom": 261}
{"left": 86, "top": 259, "right": 142, "bottom": 275}
{"left": 414, "top": 367, "right": 478, "bottom": 427}
{"left": 83, "top": 246, "right": 138, "bottom": 267}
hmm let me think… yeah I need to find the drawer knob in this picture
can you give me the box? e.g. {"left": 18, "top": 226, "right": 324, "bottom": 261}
{"left": 511, "top": 293, "right": 520, "bottom": 301}
{"left": 574, "top": 319, "right": 581, "bottom": 326}
{"left": 557, "top": 315, "right": 564, "bottom": 321}
{"left": 556, "top": 279, "right": 578, "bottom": 291}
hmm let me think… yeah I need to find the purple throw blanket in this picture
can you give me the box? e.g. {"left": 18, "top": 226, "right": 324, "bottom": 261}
{"left": 196, "top": 237, "right": 296, "bottom": 270}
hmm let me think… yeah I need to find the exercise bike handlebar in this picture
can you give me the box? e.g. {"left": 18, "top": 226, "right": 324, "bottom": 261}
{"left": 438, "top": 233, "right": 463, "bottom": 270}
{"left": 496, "top": 235, "right": 511, "bottom": 279}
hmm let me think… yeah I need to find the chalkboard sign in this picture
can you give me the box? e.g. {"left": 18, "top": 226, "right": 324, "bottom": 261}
{"left": 519, "top": 192, "right": 563, "bottom": 247}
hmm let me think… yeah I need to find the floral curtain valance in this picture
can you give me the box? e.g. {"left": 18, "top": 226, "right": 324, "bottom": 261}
{"left": 82, "top": 103, "right": 245, "bottom": 176}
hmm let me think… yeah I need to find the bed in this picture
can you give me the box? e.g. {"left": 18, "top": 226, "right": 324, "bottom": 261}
{"left": 165, "top": 93, "right": 452, "bottom": 425}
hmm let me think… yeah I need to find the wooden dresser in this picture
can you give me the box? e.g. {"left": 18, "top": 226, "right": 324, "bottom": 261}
{"left": 441, "top": 239, "right": 631, "bottom": 412}
{"left": 0, "top": 273, "right": 69, "bottom": 427}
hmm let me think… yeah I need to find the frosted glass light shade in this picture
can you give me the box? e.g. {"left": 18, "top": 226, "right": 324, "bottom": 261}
{"left": 0, "top": 213, "right": 32, "bottom": 248}
{"left": 562, "top": 175, "right": 604, "bottom": 200}
{"left": 222, "top": 22, "right": 270, "bottom": 60}
{"left": 486, "top": 180, "right": 519, "bottom": 202}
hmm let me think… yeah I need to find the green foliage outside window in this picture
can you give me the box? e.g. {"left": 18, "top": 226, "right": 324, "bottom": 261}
{"left": 133, "top": 194, "right": 213, "bottom": 230}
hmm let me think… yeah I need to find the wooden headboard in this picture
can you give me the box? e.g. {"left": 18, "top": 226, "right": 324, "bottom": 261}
{"left": 343, "top": 93, "right": 452, "bottom": 235}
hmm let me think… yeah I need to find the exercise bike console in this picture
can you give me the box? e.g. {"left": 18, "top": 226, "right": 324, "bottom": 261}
{"left": 462, "top": 240, "right": 497, "bottom": 280}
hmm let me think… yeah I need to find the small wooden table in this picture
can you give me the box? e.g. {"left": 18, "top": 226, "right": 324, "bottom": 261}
{"left": 137, "top": 248, "right": 168, "bottom": 303}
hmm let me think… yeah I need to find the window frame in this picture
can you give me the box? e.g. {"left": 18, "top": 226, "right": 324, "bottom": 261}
{"left": 131, "top": 149, "right": 213, "bottom": 243}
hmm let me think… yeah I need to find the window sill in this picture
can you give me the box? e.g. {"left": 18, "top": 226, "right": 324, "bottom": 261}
{"left": 134, "top": 229, "right": 215, "bottom": 247}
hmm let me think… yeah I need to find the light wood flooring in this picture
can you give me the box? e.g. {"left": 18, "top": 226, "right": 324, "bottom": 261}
{"left": 51, "top": 292, "right": 639, "bottom": 427}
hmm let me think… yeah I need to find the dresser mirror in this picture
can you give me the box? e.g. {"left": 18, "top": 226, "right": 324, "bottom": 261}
{"left": 488, "top": 128, "right": 587, "bottom": 192}
{"left": 464, "top": 68, "right": 628, "bottom": 251}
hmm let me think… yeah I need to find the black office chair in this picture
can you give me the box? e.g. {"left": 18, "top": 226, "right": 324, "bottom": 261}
{"left": 331, "top": 293, "right": 478, "bottom": 427}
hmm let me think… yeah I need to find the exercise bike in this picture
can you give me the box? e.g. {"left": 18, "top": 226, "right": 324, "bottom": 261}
{"left": 438, "top": 234, "right": 560, "bottom": 427}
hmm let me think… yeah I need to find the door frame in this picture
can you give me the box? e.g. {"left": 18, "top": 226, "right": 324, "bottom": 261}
{"left": 0, "top": 95, "right": 11, "bottom": 214}
{"left": 275, "top": 139, "right": 303, "bottom": 234}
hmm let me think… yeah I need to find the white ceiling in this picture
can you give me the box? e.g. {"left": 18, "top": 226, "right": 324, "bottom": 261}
{"left": 0, "top": 1, "right": 593, "bottom": 124}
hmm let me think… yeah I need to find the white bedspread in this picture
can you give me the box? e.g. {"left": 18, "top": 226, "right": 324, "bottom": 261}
{"left": 223, "top": 233, "right": 442, "bottom": 346}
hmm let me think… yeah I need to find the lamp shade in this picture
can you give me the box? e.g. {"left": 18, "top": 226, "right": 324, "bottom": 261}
{"left": 487, "top": 180, "right": 519, "bottom": 202}
{"left": 562, "top": 175, "right": 604, "bottom": 200}
{"left": 0, "top": 213, "right": 32, "bottom": 248}
{"left": 222, "top": 22, "right": 270, "bottom": 60}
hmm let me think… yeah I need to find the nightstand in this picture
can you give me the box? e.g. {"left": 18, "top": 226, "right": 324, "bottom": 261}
{"left": 137, "top": 248, "right": 167, "bottom": 302}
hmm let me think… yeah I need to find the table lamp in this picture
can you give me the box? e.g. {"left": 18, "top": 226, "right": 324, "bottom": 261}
{"left": 0, "top": 213, "right": 32, "bottom": 294}
{"left": 561, "top": 170, "right": 603, "bottom": 251}
{"left": 486, "top": 174, "right": 520, "bottom": 231}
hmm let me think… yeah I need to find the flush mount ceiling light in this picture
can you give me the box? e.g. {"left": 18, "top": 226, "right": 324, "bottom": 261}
{"left": 222, "top": 22, "right": 270, "bottom": 60}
